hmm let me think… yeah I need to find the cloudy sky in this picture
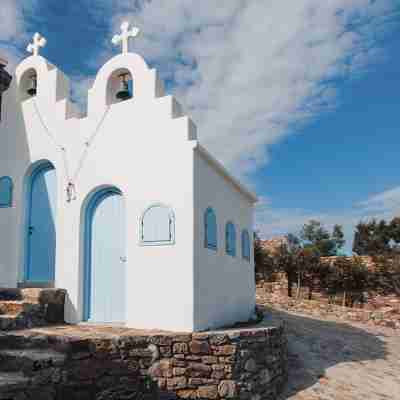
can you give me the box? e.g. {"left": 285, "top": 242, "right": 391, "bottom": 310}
{"left": 1, "top": 0, "right": 399, "bottom": 252}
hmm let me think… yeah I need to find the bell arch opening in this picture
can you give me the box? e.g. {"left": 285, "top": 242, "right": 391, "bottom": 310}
{"left": 106, "top": 68, "right": 134, "bottom": 106}
{"left": 19, "top": 68, "right": 38, "bottom": 101}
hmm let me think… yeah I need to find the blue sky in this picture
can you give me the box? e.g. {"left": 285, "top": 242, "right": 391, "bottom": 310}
{"left": 1, "top": 0, "right": 399, "bottom": 253}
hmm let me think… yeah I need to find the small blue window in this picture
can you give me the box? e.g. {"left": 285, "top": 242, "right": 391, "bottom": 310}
{"left": 204, "top": 207, "right": 217, "bottom": 250}
{"left": 141, "top": 204, "right": 175, "bottom": 246}
{"left": 242, "top": 230, "right": 251, "bottom": 261}
{"left": 226, "top": 222, "right": 236, "bottom": 257}
{"left": 0, "top": 176, "right": 13, "bottom": 208}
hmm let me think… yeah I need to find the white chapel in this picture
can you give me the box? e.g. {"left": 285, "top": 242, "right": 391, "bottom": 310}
{"left": 0, "top": 24, "right": 257, "bottom": 332}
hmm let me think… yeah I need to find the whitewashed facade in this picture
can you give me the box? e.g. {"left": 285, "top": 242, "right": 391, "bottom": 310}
{"left": 0, "top": 31, "right": 257, "bottom": 332}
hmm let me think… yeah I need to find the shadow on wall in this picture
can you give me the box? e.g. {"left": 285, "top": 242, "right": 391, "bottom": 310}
{"left": 0, "top": 74, "right": 31, "bottom": 287}
{"left": 259, "top": 308, "right": 389, "bottom": 399}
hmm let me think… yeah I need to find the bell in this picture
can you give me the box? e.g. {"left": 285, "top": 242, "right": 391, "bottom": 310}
{"left": 27, "top": 74, "right": 37, "bottom": 97}
{"left": 116, "top": 73, "right": 132, "bottom": 101}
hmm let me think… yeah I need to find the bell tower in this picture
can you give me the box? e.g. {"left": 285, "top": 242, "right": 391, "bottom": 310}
{"left": 0, "top": 57, "right": 12, "bottom": 122}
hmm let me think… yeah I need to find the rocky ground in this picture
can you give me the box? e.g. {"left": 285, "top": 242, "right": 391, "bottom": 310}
{"left": 261, "top": 306, "right": 400, "bottom": 400}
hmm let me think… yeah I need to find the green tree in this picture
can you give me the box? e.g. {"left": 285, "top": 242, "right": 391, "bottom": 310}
{"left": 353, "top": 219, "right": 392, "bottom": 255}
{"left": 327, "top": 257, "right": 368, "bottom": 307}
{"left": 389, "top": 217, "right": 400, "bottom": 249}
{"left": 272, "top": 233, "right": 322, "bottom": 299}
{"left": 274, "top": 243, "right": 298, "bottom": 297}
{"left": 300, "top": 220, "right": 345, "bottom": 256}
{"left": 370, "top": 254, "right": 400, "bottom": 296}
{"left": 254, "top": 232, "right": 275, "bottom": 282}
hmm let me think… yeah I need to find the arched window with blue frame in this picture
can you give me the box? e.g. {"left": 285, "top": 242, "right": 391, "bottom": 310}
{"left": 241, "top": 229, "right": 251, "bottom": 261}
{"left": 0, "top": 176, "right": 13, "bottom": 208}
{"left": 225, "top": 221, "right": 237, "bottom": 257}
{"left": 204, "top": 207, "right": 217, "bottom": 250}
{"left": 140, "top": 203, "right": 175, "bottom": 245}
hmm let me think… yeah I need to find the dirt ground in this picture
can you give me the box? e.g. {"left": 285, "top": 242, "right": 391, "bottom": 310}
{"left": 263, "top": 308, "right": 400, "bottom": 400}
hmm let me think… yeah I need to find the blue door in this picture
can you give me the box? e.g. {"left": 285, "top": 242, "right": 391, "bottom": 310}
{"left": 26, "top": 163, "right": 57, "bottom": 282}
{"left": 85, "top": 190, "right": 126, "bottom": 324}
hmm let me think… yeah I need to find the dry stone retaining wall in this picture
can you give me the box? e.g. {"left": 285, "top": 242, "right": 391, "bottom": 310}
{"left": 257, "top": 289, "right": 400, "bottom": 329}
{"left": 0, "top": 325, "right": 288, "bottom": 400}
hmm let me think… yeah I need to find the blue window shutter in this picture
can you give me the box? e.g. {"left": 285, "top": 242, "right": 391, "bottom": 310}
{"left": 0, "top": 177, "right": 13, "bottom": 208}
{"left": 231, "top": 224, "right": 236, "bottom": 257}
{"left": 242, "top": 230, "right": 250, "bottom": 261}
{"left": 142, "top": 204, "right": 174, "bottom": 245}
{"left": 225, "top": 224, "right": 230, "bottom": 254}
{"left": 226, "top": 222, "right": 236, "bottom": 257}
{"left": 128, "top": 80, "right": 134, "bottom": 97}
{"left": 204, "top": 208, "right": 217, "bottom": 250}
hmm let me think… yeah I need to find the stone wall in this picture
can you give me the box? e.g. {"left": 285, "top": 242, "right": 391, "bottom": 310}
{"left": 257, "top": 288, "right": 400, "bottom": 329}
{"left": 0, "top": 324, "right": 288, "bottom": 400}
{"left": 256, "top": 253, "right": 400, "bottom": 329}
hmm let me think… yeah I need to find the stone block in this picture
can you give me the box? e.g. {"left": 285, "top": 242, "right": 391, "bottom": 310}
{"left": 160, "top": 346, "right": 172, "bottom": 357}
{"left": 211, "top": 370, "right": 225, "bottom": 380}
{"left": 209, "top": 334, "right": 229, "bottom": 346}
{"left": 150, "top": 336, "right": 173, "bottom": 346}
{"left": 218, "top": 380, "right": 237, "bottom": 398}
{"left": 149, "top": 360, "right": 173, "bottom": 378}
{"left": 173, "top": 367, "right": 187, "bottom": 377}
{"left": 167, "top": 376, "right": 187, "bottom": 390}
{"left": 173, "top": 334, "right": 192, "bottom": 343}
{"left": 212, "top": 345, "right": 236, "bottom": 356}
{"left": 202, "top": 356, "right": 218, "bottom": 365}
{"left": 197, "top": 385, "right": 218, "bottom": 399}
{"left": 173, "top": 342, "right": 189, "bottom": 354}
{"left": 176, "top": 389, "right": 198, "bottom": 399}
{"left": 187, "top": 363, "right": 212, "bottom": 378}
{"left": 244, "top": 359, "right": 257, "bottom": 373}
{"left": 190, "top": 340, "right": 210, "bottom": 355}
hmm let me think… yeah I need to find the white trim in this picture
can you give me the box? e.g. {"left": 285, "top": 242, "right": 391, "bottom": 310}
{"left": 194, "top": 144, "right": 258, "bottom": 204}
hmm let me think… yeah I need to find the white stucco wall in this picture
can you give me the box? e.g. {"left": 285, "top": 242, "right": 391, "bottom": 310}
{"left": 0, "top": 51, "right": 256, "bottom": 332}
{"left": 0, "top": 77, "right": 27, "bottom": 288}
{"left": 193, "top": 150, "right": 256, "bottom": 331}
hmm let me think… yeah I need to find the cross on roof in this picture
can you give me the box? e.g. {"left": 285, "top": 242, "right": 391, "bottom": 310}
{"left": 112, "top": 21, "right": 140, "bottom": 54}
{"left": 27, "top": 33, "right": 47, "bottom": 57}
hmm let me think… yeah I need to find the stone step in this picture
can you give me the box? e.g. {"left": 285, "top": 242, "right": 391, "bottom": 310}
{"left": 0, "top": 372, "right": 30, "bottom": 393}
{"left": 0, "top": 348, "right": 66, "bottom": 374}
{"left": 0, "top": 289, "right": 22, "bottom": 302}
{"left": 0, "top": 330, "right": 92, "bottom": 356}
{"left": 0, "top": 315, "right": 21, "bottom": 331}
{"left": 0, "top": 332, "right": 50, "bottom": 350}
{"left": 0, "top": 288, "right": 65, "bottom": 303}
{"left": 0, "top": 289, "right": 66, "bottom": 331}
{"left": 0, "top": 301, "right": 40, "bottom": 317}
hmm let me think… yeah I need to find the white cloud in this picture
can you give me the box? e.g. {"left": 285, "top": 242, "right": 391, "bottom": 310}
{"left": 358, "top": 186, "right": 400, "bottom": 215}
{"left": 0, "top": 0, "right": 22, "bottom": 41}
{"left": 89, "top": 0, "right": 397, "bottom": 177}
{"left": 0, "top": 0, "right": 38, "bottom": 70}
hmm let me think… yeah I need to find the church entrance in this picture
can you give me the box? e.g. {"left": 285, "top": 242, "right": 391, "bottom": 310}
{"left": 83, "top": 188, "right": 126, "bottom": 324}
{"left": 25, "top": 161, "right": 57, "bottom": 284}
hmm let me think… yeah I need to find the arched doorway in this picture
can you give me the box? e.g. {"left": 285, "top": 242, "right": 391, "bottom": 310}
{"left": 83, "top": 187, "right": 126, "bottom": 324}
{"left": 25, "top": 160, "right": 57, "bottom": 283}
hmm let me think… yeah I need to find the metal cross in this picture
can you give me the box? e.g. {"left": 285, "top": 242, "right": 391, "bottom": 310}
{"left": 27, "top": 33, "right": 47, "bottom": 57}
{"left": 112, "top": 21, "right": 140, "bottom": 54}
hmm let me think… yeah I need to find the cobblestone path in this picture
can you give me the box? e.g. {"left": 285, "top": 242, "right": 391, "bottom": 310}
{"left": 264, "top": 308, "right": 400, "bottom": 400}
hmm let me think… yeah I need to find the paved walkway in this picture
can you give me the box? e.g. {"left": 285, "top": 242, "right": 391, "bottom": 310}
{"left": 264, "top": 308, "right": 400, "bottom": 400}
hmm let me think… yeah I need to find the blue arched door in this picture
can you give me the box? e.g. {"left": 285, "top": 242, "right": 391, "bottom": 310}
{"left": 26, "top": 162, "right": 57, "bottom": 283}
{"left": 84, "top": 189, "right": 126, "bottom": 324}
